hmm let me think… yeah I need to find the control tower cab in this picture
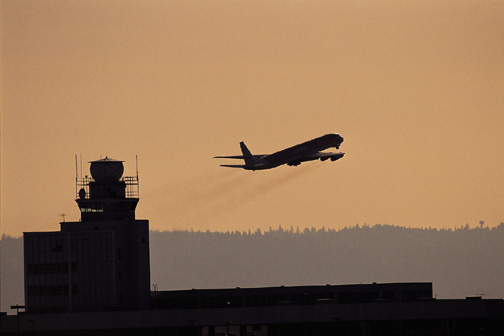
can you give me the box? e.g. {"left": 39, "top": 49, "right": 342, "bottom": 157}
{"left": 76, "top": 157, "right": 139, "bottom": 221}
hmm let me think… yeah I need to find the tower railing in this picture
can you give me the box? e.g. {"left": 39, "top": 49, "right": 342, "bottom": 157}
{"left": 124, "top": 176, "right": 140, "bottom": 198}
{"left": 75, "top": 176, "right": 140, "bottom": 199}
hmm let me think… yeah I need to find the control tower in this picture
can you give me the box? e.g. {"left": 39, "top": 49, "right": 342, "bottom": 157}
{"left": 24, "top": 157, "right": 150, "bottom": 313}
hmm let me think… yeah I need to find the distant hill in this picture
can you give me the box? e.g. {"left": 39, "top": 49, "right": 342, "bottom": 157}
{"left": 2, "top": 224, "right": 504, "bottom": 312}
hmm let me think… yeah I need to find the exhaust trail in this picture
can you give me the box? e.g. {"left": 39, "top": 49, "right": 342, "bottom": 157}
{"left": 224, "top": 161, "right": 324, "bottom": 207}
{"left": 155, "top": 163, "right": 324, "bottom": 229}
{"left": 154, "top": 169, "right": 251, "bottom": 226}
{"left": 175, "top": 163, "right": 323, "bottom": 225}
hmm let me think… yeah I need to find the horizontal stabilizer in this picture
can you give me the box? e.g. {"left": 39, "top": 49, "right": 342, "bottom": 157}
{"left": 214, "top": 156, "right": 245, "bottom": 159}
{"left": 220, "top": 164, "right": 246, "bottom": 168}
{"left": 214, "top": 155, "right": 266, "bottom": 159}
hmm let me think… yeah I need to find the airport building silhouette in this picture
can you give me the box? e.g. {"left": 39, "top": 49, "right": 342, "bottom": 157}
{"left": 24, "top": 157, "right": 150, "bottom": 313}
{"left": 1, "top": 158, "right": 503, "bottom": 335}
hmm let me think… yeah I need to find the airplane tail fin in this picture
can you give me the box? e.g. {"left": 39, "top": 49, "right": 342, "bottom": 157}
{"left": 240, "top": 142, "right": 254, "bottom": 165}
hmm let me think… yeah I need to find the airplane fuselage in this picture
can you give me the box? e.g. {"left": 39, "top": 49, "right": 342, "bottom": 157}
{"left": 215, "top": 133, "right": 344, "bottom": 170}
{"left": 263, "top": 133, "right": 343, "bottom": 166}
{"left": 243, "top": 134, "right": 343, "bottom": 170}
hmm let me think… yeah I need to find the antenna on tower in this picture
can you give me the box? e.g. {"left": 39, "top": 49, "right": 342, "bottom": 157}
{"left": 136, "top": 155, "right": 140, "bottom": 197}
{"left": 75, "top": 155, "right": 78, "bottom": 197}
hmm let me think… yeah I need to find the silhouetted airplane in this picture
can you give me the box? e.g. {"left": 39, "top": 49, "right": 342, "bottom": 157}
{"left": 215, "top": 133, "right": 344, "bottom": 170}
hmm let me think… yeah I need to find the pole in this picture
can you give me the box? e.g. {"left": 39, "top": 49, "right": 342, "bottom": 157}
{"left": 10, "top": 304, "right": 25, "bottom": 333}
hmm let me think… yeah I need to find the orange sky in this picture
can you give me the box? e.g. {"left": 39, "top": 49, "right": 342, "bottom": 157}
{"left": 1, "top": 0, "right": 503, "bottom": 237}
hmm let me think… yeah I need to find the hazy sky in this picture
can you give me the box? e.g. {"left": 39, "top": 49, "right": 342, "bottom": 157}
{"left": 1, "top": 0, "right": 503, "bottom": 237}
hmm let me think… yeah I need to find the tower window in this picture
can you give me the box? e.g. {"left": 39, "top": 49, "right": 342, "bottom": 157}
{"left": 50, "top": 245, "right": 63, "bottom": 252}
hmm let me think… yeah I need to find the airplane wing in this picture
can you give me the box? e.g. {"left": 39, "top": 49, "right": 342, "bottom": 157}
{"left": 316, "top": 152, "right": 345, "bottom": 161}
{"left": 287, "top": 151, "right": 344, "bottom": 166}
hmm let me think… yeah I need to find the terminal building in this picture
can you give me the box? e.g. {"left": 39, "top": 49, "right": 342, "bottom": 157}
{"left": 1, "top": 157, "right": 503, "bottom": 335}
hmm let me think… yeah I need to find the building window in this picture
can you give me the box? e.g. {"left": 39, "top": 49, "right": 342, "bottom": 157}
{"left": 50, "top": 245, "right": 63, "bottom": 252}
{"left": 27, "top": 285, "right": 70, "bottom": 296}
{"left": 27, "top": 263, "right": 75, "bottom": 275}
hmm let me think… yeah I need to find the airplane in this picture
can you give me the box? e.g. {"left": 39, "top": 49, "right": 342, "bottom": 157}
{"left": 214, "top": 133, "right": 344, "bottom": 171}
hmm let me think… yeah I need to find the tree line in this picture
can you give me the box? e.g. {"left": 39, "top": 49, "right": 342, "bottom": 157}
{"left": 2, "top": 223, "right": 504, "bottom": 312}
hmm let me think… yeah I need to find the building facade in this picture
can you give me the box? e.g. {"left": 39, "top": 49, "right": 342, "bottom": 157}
{"left": 23, "top": 158, "right": 150, "bottom": 313}
{"left": 3, "top": 282, "right": 504, "bottom": 335}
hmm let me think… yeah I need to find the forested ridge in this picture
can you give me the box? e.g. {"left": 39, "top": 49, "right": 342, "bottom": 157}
{"left": 2, "top": 224, "right": 504, "bottom": 312}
